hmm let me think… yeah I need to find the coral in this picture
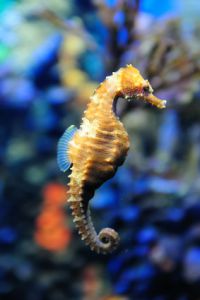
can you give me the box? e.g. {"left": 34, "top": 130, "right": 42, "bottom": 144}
{"left": 34, "top": 183, "right": 71, "bottom": 252}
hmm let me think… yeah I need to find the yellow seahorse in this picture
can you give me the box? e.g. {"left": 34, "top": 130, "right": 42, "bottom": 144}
{"left": 57, "top": 65, "right": 166, "bottom": 254}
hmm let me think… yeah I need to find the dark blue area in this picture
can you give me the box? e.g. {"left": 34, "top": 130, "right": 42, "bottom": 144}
{"left": 0, "top": 227, "right": 17, "bottom": 244}
{"left": 117, "top": 27, "right": 129, "bottom": 46}
{"left": 27, "top": 34, "right": 62, "bottom": 88}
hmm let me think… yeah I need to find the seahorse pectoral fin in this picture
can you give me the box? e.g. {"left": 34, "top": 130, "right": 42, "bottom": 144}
{"left": 57, "top": 125, "right": 77, "bottom": 172}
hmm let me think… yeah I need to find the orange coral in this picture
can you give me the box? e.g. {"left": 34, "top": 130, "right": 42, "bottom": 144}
{"left": 42, "top": 182, "right": 66, "bottom": 206}
{"left": 34, "top": 183, "right": 71, "bottom": 252}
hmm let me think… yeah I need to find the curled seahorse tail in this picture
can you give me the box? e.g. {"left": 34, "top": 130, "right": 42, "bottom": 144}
{"left": 98, "top": 227, "right": 120, "bottom": 253}
{"left": 86, "top": 208, "right": 120, "bottom": 254}
{"left": 68, "top": 184, "right": 119, "bottom": 254}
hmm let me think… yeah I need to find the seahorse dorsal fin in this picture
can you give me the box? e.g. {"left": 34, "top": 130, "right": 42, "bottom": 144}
{"left": 57, "top": 125, "right": 77, "bottom": 172}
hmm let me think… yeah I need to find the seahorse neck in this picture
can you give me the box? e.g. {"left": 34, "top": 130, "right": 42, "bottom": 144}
{"left": 87, "top": 74, "right": 121, "bottom": 119}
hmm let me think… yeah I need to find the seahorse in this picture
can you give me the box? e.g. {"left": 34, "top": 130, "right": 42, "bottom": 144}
{"left": 57, "top": 65, "right": 166, "bottom": 254}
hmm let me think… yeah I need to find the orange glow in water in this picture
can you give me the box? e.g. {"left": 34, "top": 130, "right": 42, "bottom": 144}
{"left": 34, "top": 183, "right": 71, "bottom": 252}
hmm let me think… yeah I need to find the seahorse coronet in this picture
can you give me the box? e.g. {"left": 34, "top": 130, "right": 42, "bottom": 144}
{"left": 59, "top": 64, "right": 166, "bottom": 254}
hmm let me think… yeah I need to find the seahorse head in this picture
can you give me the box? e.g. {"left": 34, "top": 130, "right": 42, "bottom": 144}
{"left": 118, "top": 64, "right": 166, "bottom": 109}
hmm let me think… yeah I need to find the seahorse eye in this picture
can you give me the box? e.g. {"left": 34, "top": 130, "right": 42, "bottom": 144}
{"left": 143, "top": 81, "right": 153, "bottom": 94}
{"left": 143, "top": 85, "right": 150, "bottom": 93}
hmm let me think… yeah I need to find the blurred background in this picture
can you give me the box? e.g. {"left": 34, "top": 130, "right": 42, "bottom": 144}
{"left": 0, "top": 0, "right": 200, "bottom": 299}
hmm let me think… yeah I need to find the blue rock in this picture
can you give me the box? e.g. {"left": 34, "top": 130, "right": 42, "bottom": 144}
{"left": 137, "top": 227, "right": 158, "bottom": 244}
{"left": 117, "top": 27, "right": 129, "bottom": 46}
{"left": 113, "top": 11, "right": 125, "bottom": 26}
{"left": 0, "top": 227, "right": 17, "bottom": 244}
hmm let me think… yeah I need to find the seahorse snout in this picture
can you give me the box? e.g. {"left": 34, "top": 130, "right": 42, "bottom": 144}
{"left": 145, "top": 93, "right": 167, "bottom": 109}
